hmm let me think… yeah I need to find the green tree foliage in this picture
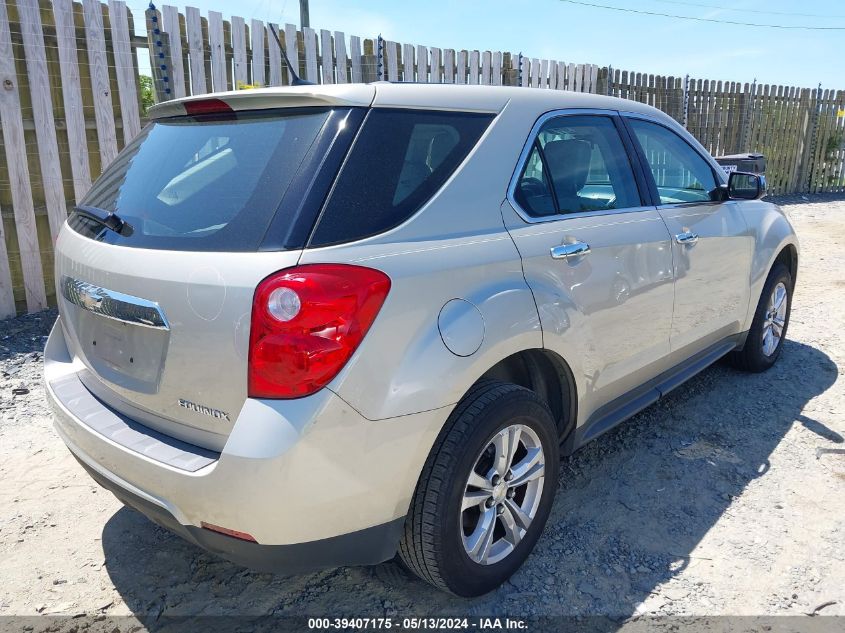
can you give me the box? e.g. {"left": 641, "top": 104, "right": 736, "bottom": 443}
{"left": 139, "top": 75, "right": 155, "bottom": 116}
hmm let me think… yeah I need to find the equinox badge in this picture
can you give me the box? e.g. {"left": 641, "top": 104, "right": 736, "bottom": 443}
{"left": 178, "top": 398, "right": 230, "bottom": 422}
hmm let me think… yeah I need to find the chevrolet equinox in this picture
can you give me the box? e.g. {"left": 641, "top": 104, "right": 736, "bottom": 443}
{"left": 45, "top": 83, "right": 798, "bottom": 596}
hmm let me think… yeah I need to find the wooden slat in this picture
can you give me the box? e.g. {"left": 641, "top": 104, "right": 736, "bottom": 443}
{"left": 266, "top": 23, "right": 282, "bottom": 86}
{"left": 285, "top": 24, "right": 299, "bottom": 85}
{"left": 830, "top": 92, "right": 845, "bottom": 191}
{"left": 813, "top": 90, "right": 836, "bottom": 192}
{"left": 320, "top": 29, "right": 334, "bottom": 83}
{"left": 207, "top": 11, "right": 226, "bottom": 91}
{"left": 548, "top": 60, "right": 558, "bottom": 90}
{"left": 303, "top": 27, "right": 318, "bottom": 82}
{"left": 589, "top": 64, "right": 599, "bottom": 93}
{"left": 788, "top": 88, "right": 810, "bottom": 191}
{"left": 530, "top": 58, "right": 539, "bottom": 88}
{"left": 231, "top": 16, "right": 248, "bottom": 87}
{"left": 18, "top": 0, "right": 67, "bottom": 241}
{"left": 566, "top": 62, "right": 576, "bottom": 90}
{"left": 52, "top": 0, "right": 91, "bottom": 201}
{"left": 416, "top": 45, "right": 428, "bottom": 82}
{"left": 350, "top": 35, "right": 363, "bottom": 83}
{"left": 82, "top": 0, "right": 118, "bottom": 167}
{"left": 108, "top": 1, "right": 141, "bottom": 143}
{"left": 770, "top": 86, "right": 788, "bottom": 193}
{"left": 161, "top": 5, "right": 186, "bottom": 98}
{"left": 335, "top": 32, "right": 349, "bottom": 83}
{"left": 0, "top": 0, "right": 46, "bottom": 312}
{"left": 469, "top": 50, "right": 480, "bottom": 85}
{"left": 185, "top": 6, "right": 207, "bottom": 94}
{"left": 481, "top": 51, "right": 491, "bottom": 85}
{"left": 455, "top": 50, "right": 466, "bottom": 84}
{"left": 786, "top": 88, "right": 806, "bottom": 191}
{"left": 818, "top": 90, "right": 838, "bottom": 191}
{"left": 539, "top": 59, "right": 549, "bottom": 89}
{"left": 386, "top": 40, "right": 399, "bottom": 82}
{"left": 443, "top": 49, "right": 454, "bottom": 83}
{"left": 251, "top": 19, "right": 266, "bottom": 86}
{"left": 492, "top": 51, "right": 502, "bottom": 86}
{"left": 0, "top": 199, "right": 16, "bottom": 317}
{"left": 430, "top": 47, "right": 441, "bottom": 83}
{"left": 403, "top": 43, "right": 415, "bottom": 82}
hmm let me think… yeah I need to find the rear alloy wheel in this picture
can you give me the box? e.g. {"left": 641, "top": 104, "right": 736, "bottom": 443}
{"left": 399, "top": 381, "right": 559, "bottom": 596}
{"left": 461, "top": 424, "right": 546, "bottom": 565}
{"left": 729, "top": 262, "right": 793, "bottom": 372}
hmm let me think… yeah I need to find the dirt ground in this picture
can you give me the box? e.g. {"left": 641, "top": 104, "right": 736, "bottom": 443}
{"left": 1, "top": 194, "right": 844, "bottom": 630}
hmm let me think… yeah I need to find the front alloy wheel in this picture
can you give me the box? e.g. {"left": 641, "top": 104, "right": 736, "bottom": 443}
{"left": 728, "top": 262, "right": 793, "bottom": 372}
{"left": 762, "top": 282, "right": 788, "bottom": 356}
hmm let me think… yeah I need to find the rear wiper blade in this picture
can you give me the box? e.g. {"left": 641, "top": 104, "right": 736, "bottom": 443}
{"left": 74, "top": 205, "right": 133, "bottom": 236}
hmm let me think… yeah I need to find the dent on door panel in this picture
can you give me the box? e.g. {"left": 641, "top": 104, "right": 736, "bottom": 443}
{"left": 501, "top": 200, "right": 675, "bottom": 424}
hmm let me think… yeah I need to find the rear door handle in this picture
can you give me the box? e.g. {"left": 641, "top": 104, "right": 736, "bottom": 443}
{"left": 675, "top": 231, "right": 699, "bottom": 245}
{"left": 550, "top": 242, "right": 591, "bottom": 260}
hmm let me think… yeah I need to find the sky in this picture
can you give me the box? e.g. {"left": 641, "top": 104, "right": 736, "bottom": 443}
{"left": 134, "top": 0, "right": 844, "bottom": 89}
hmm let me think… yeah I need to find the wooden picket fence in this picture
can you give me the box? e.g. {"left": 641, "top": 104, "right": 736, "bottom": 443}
{"left": 0, "top": 1, "right": 844, "bottom": 317}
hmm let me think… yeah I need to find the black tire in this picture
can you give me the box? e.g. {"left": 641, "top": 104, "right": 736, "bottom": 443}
{"left": 398, "top": 380, "right": 560, "bottom": 596}
{"left": 728, "top": 262, "right": 793, "bottom": 372}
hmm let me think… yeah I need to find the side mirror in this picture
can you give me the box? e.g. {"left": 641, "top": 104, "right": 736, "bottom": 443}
{"left": 728, "top": 171, "right": 766, "bottom": 200}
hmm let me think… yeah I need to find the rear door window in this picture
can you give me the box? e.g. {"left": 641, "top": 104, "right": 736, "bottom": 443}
{"left": 71, "top": 108, "right": 341, "bottom": 251}
{"left": 309, "top": 109, "right": 494, "bottom": 247}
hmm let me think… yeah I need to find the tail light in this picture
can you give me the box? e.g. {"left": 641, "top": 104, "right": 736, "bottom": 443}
{"left": 183, "top": 98, "right": 233, "bottom": 115}
{"left": 248, "top": 264, "right": 391, "bottom": 399}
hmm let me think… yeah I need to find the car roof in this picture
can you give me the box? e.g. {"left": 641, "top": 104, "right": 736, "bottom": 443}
{"left": 148, "top": 81, "right": 676, "bottom": 126}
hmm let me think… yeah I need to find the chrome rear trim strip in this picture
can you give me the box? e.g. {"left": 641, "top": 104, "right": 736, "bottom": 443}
{"left": 60, "top": 276, "right": 170, "bottom": 330}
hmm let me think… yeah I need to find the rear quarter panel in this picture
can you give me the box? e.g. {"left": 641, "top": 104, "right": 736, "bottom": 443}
{"left": 298, "top": 101, "right": 546, "bottom": 421}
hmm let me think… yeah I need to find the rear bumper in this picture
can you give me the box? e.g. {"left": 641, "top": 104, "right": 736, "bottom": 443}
{"left": 74, "top": 454, "right": 404, "bottom": 573}
{"left": 45, "top": 318, "right": 446, "bottom": 572}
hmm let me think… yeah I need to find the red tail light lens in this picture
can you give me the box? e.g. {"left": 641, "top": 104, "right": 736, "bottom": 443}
{"left": 248, "top": 264, "right": 391, "bottom": 399}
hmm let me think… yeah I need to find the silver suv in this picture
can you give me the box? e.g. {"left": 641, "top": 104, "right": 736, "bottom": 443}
{"left": 45, "top": 83, "right": 798, "bottom": 596}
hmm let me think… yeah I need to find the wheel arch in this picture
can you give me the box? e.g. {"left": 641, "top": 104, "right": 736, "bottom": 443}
{"left": 773, "top": 242, "right": 798, "bottom": 286}
{"left": 471, "top": 348, "right": 578, "bottom": 444}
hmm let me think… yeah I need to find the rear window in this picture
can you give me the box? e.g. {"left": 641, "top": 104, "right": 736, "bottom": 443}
{"left": 70, "top": 108, "right": 339, "bottom": 251}
{"left": 309, "top": 109, "right": 494, "bottom": 247}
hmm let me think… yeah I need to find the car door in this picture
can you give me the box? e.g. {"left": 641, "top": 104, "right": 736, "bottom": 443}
{"left": 501, "top": 111, "right": 675, "bottom": 424}
{"left": 623, "top": 115, "right": 755, "bottom": 357}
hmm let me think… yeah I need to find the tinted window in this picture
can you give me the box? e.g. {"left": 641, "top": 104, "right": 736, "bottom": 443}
{"left": 310, "top": 109, "right": 493, "bottom": 247}
{"left": 71, "top": 108, "right": 337, "bottom": 251}
{"left": 628, "top": 118, "right": 718, "bottom": 204}
{"left": 514, "top": 115, "right": 641, "bottom": 217}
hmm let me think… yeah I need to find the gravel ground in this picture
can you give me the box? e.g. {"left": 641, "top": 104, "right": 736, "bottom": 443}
{"left": 1, "top": 194, "right": 844, "bottom": 630}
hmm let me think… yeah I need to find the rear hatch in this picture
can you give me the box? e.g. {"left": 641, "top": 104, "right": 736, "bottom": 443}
{"left": 55, "top": 88, "right": 371, "bottom": 450}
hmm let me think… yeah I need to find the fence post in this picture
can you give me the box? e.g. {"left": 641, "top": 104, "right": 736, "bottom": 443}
{"left": 607, "top": 65, "right": 612, "bottom": 96}
{"left": 377, "top": 34, "right": 384, "bottom": 81}
{"left": 682, "top": 74, "right": 689, "bottom": 128}
{"left": 517, "top": 52, "right": 523, "bottom": 87}
{"left": 804, "top": 83, "right": 824, "bottom": 191}
{"left": 145, "top": 3, "right": 172, "bottom": 102}
{"left": 743, "top": 78, "right": 757, "bottom": 152}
